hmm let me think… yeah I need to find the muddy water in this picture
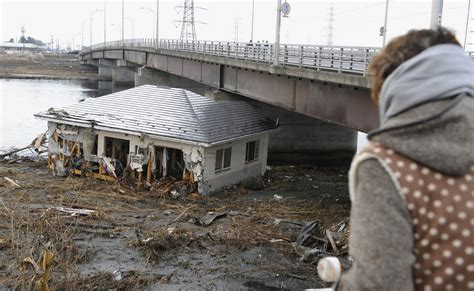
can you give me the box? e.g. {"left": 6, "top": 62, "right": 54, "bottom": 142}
{"left": 0, "top": 79, "right": 132, "bottom": 150}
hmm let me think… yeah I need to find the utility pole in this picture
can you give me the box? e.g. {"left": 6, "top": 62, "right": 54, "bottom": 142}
{"left": 104, "top": 0, "right": 107, "bottom": 46}
{"left": 326, "top": 3, "right": 335, "bottom": 46}
{"left": 156, "top": 0, "right": 160, "bottom": 48}
{"left": 430, "top": 0, "right": 444, "bottom": 29}
{"left": 251, "top": 0, "right": 255, "bottom": 42}
{"left": 464, "top": 0, "right": 472, "bottom": 49}
{"left": 233, "top": 17, "right": 241, "bottom": 43}
{"left": 382, "top": 0, "right": 390, "bottom": 46}
{"left": 273, "top": 0, "right": 282, "bottom": 66}
{"left": 122, "top": 0, "right": 125, "bottom": 45}
{"left": 21, "top": 26, "right": 25, "bottom": 54}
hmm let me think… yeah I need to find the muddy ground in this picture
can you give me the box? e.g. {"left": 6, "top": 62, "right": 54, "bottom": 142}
{"left": 0, "top": 53, "right": 97, "bottom": 80}
{"left": 0, "top": 161, "right": 351, "bottom": 290}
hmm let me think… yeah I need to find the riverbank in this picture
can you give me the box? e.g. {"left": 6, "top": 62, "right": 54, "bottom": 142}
{"left": 0, "top": 53, "right": 98, "bottom": 80}
{"left": 0, "top": 160, "right": 351, "bottom": 289}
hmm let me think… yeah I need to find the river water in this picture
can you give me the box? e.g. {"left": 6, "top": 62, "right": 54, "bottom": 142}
{"left": 0, "top": 78, "right": 368, "bottom": 151}
{"left": 0, "top": 79, "right": 133, "bottom": 150}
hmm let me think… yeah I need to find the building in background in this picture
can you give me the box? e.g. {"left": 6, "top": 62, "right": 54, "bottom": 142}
{"left": 0, "top": 42, "right": 46, "bottom": 54}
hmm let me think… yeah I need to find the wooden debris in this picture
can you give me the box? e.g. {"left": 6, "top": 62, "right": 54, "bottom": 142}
{"left": 168, "top": 205, "right": 197, "bottom": 225}
{"left": 33, "top": 133, "right": 45, "bottom": 151}
{"left": 326, "top": 230, "right": 339, "bottom": 255}
{"left": 4, "top": 177, "right": 21, "bottom": 188}
{"left": 51, "top": 207, "right": 96, "bottom": 216}
{"left": 199, "top": 211, "right": 228, "bottom": 226}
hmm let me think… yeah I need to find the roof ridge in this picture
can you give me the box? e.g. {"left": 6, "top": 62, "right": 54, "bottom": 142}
{"left": 182, "top": 89, "right": 203, "bottom": 131}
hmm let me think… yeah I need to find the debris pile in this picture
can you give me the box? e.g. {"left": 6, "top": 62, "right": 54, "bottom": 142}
{"left": 292, "top": 219, "right": 350, "bottom": 267}
{"left": 0, "top": 133, "right": 47, "bottom": 163}
{"left": 1, "top": 155, "right": 351, "bottom": 289}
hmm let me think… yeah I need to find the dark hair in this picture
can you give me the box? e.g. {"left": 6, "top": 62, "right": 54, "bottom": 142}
{"left": 368, "top": 28, "right": 461, "bottom": 103}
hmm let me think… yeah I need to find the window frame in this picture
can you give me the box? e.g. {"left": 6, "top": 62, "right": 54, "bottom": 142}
{"left": 215, "top": 147, "right": 232, "bottom": 173}
{"left": 245, "top": 140, "right": 260, "bottom": 163}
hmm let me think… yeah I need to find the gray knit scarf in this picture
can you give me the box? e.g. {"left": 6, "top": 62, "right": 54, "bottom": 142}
{"left": 379, "top": 44, "right": 474, "bottom": 125}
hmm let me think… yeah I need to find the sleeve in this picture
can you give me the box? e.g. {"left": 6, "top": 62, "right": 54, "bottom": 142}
{"left": 336, "top": 158, "right": 415, "bottom": 291}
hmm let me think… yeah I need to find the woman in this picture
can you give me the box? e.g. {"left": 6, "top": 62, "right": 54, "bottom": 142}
{"left": 335, "top": 28, "right": 474, "bottom": 290}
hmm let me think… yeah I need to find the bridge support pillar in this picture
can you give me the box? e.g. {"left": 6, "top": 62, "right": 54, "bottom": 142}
{"left": 135, "top": 67, "right": 212, "bottom": 96}
{"left": 98, "top": 66, "right": 113, "bottom": 81}
{"left": 112, "top": 67, "right": 135, "bottom": 85}
{"left": 207, "top": 90, "right": 357, "bottom": 166}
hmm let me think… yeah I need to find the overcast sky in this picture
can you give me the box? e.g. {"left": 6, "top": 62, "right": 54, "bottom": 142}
{"left": 0, "top": 0, "right": 472, "bottom": 50}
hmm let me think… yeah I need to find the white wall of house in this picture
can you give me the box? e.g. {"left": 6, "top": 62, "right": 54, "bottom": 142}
{"left": 202, "top": 133, "right": 269, "bottom": 194}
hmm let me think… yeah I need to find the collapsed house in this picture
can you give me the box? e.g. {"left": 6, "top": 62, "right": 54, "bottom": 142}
{"left": 35, "top": 85, "right": 277, "bottom": 195}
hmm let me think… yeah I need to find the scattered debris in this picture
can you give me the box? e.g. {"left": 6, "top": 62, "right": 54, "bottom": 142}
{"left": 0, "top": 131, "right": 48, "bottom": 163}
{"left": 168, "top": 205, "right": 196, "bottom": 225}
{"left": 51, "top": 207, "right": 96, "bottom": 217}
{"left": 20, "top": 248, "right": 54, "bottom": 291}
{"left": 199, "top": 211, "right": 228, "bottom": 226}
{"left": 273, "top": 194, "right": 283, "bottom": 201}
{"left": 112, "top": 270, "right": 122, "bottom": 281}
{"left": 4, "top": 177, "right": 21, "bottom": 188}
{"left": 293, "top": 244, "right": 325, "bottom": 262}
{"left": 326, "top": 230, "right": 339, "bottom": 255}
{"left": 0, "top": 160, "right": 351, "bottom": 289}
{"left": 296, "top": 220, "right": 324, "bottom": 247}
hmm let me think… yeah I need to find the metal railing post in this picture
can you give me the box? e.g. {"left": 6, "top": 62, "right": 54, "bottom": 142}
{"left": 339, "top": 48, "right": 343, "bottom": 73}
{"left": 363, "top": 49, "right": 369, "bottom": 76}
{"left": 299, "top": 46, "right": 304, "bottom": 68}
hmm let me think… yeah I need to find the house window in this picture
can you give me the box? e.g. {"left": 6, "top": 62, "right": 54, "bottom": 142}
{"left": 215, "top": 147, "right": 232, "bottom": 172}
{"left": 245, "top": 140, "right": 259, "bottom": 163}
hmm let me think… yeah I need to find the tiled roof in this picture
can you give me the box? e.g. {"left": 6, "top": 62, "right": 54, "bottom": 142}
{"left": 35, "top": 85, "right": 275, "bottom": 145}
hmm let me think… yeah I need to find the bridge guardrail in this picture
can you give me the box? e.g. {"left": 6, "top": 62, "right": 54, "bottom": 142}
{"left": 82, "top": 39, "right": 474, "bottom": 76}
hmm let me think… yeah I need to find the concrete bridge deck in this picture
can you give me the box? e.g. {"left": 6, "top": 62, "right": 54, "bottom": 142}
{"left": 79, "top": 39, "right": 474, "bottom": 132}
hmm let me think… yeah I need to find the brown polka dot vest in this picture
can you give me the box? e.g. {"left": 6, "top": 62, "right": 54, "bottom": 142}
{"left": 355, "top": 142, "right": 474, "bottom": 291}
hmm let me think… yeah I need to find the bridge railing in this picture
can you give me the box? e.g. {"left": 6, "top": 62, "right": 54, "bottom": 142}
{"left": 81, "top": 39, "right": 474, "bottom": 76}
{"left": 82, "top": 39, "right": 380, "bottom": 76}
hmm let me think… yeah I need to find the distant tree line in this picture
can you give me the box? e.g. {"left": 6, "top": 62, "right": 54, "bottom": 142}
{"left": 15, "top": 36, "right": 46, "bottom": 46}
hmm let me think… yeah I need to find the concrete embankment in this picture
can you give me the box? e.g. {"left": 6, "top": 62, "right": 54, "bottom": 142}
{"left": 0, "top": 53, "right": 98, "bottom": 80}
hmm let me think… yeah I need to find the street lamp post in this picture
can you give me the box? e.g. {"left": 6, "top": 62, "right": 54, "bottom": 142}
{"left": 273, "top": 0, "right": 282, "bottom": 66}
{"left": 104, "top": 0, "right": 107, "bottom": 45}
{"left": 122, "top": 0, "right": 124, "bottom": 45}
{"left": 464, "top": 0, "right": 472, "bottom": 49}
{"left": 156, "top": 0, "right": 160, "bottom": 48}
{"left": 382, "top": 0, "right": 390, "bottom": 46}
{"left": 140, "top": 7, "right": 155, "bottom": 40}
{"left": 430, "top": 0, "right": 444, "bottom": 29}
{"left": 89, "top": 9, "right": 103, "bottom": 47}
{"left": 251, "top": 0, "right": 255, "bottom": 42}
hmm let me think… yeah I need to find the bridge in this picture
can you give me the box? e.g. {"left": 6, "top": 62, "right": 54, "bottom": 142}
{"left": 79, "top": 39, "right": 473, "bottom": 163}
{"left": 79, "top": 39, "right": 384, "bottom": 132}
